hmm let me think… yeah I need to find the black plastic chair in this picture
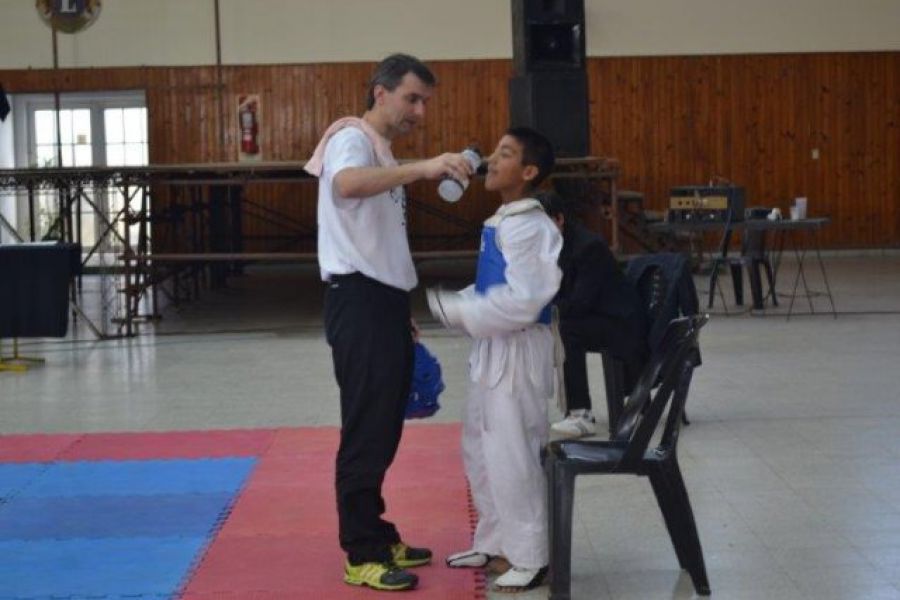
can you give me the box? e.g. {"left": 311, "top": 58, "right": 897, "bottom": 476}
{"left": 730, "top": 209, "right": 778, "bottom": 310}
{"left": 600, "top": 253, "right": 699, "bottom": 433}
{"left": 546, "top": 315, "right": 710, "bottom": 600}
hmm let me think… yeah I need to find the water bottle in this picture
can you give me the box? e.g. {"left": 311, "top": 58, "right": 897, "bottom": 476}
{"left": 437, "top": 147, "right": 482, "bottom": 203}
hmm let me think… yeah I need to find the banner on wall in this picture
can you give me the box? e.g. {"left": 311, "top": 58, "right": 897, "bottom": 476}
{"left": 237, "top": 94, "right": 261, "bottom": 163}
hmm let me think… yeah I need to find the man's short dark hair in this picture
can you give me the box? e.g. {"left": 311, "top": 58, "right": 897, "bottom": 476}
{"left": 366, "top": 54, "right": 436, "bottom": 109}
{"left": 506, "top": 126, "right": 555, "bottom": 190}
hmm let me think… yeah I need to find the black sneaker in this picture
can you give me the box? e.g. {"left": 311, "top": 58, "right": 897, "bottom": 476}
{"left": 391, "top": 542, "right": 432, "bottom": 568}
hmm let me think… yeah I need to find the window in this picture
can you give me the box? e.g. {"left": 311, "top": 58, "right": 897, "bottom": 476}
{"left": 13, "top": 91, "right": 148, "bottom": 252}
{"left": 104, "top": 107, "right": 148, "bottom": 167}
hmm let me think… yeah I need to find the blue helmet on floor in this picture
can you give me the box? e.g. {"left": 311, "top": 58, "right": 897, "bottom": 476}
{"left": 406, "top": 342, "right": 444, "bottom": 419}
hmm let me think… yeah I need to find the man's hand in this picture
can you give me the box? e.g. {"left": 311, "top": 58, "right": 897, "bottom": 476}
{"left": 334, "top": 152, "right": 475, "bottom": 199}
{"left": 417, "top": 152, "right": 475, "bottom": 183}
{"left": 410, "top": 317, "right": 421, "bottom": 342}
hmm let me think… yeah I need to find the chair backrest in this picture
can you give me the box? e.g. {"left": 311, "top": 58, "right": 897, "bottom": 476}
{"left": 626, "top": 253, "right": 699, "bottom": 353}
{"left": 742, "top": 207, "right": 771, "bottom": 258}
{"left": 612, "top": 315, "right": 707, "bottom": 469}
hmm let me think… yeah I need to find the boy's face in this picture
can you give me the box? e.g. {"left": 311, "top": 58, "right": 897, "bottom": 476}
{"left": 484, "top": 134, "right": 538, "bottom": 195}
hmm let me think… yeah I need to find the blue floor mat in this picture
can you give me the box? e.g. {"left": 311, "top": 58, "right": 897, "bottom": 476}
{"left": 0, "top": 463, "right": 49, "bottom": 498}
{"left": 0, "top": 492, "right": 234, "bottom": 540}
{"left": 0, "top": 536, "right": 208, "bottom": 597}
{"left": 0, "top": 456, "right": 257, "bottom": 599}
{"left": 19, "top": 457, "right": 256, "bottom": 497}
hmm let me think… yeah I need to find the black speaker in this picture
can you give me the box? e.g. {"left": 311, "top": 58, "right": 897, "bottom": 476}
{"left": 512, "top": 0, "right": 585, "bottom": 75}
{"left": 509, "top": 71, "right": 589, "bottom": 157}
{"left": 0, "top": 84, "right": 10, "bottom": 122}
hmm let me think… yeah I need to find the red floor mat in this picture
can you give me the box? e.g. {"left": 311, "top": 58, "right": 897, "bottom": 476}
{"left": 60, "top": 429, "right": 277, "bottom": 461}
{"left": 182, "top": 423, "right": 485, "bottom": 599}
{"left": 0, "top": 433, "right": 82, "bottom": 462}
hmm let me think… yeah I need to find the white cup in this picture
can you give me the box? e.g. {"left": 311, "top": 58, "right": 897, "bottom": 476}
{"left": 794, "top": 197, "right": 807, "bottom": 219}
{"left": 789, "top": 206, "right": 800, "bottom": 220}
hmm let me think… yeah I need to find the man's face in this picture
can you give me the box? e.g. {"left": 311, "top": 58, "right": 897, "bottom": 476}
{"left": 484, "top": 134, "right": 537, "bottom": 193}
{"left": 373, "top": 73, "right": 433, "bottom": 137}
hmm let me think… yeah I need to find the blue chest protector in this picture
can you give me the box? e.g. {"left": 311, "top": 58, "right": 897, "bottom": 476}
{"left": 475, "top": 225, "right": 552, "bottom": 325}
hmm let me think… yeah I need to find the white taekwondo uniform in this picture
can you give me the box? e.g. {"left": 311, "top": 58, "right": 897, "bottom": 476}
{"left": 437, "top": 198, "right": 562, "bottom": 568}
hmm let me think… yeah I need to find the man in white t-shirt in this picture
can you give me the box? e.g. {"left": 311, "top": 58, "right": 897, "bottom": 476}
{"left": 307, "top": 54, "right": 474, "bottom": 592}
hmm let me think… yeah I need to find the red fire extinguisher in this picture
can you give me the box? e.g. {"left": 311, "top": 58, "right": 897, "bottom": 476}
{"left": 239, "top": 96, "right": 259, "bottom": 155}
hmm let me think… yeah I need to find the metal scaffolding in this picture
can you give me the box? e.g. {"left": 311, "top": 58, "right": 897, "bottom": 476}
{"left": 0, "top": 158, "right": 620, "bottom": 337}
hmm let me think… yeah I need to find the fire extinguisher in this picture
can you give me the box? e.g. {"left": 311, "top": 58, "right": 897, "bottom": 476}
{"left": 239, "top": 97, "right": 259, "bottom": 155}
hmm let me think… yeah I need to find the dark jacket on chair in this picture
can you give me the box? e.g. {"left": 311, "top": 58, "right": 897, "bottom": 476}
{"left": 556, "top": 223, "right": 642, "bottom": 321}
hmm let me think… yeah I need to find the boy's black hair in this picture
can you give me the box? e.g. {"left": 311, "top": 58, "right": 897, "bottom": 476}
{"left": 505, "top": 126, "right": 555, "bottom": 190}
{"left": 366, "top": 54, "right": 437, "bottom": 109}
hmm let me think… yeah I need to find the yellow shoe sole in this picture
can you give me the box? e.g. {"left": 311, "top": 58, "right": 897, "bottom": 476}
{"left": 343, "top": 575, "right": 415, "bottom": 591}
{"left": 344, "top": 566, "right": 418, "bottom": 591}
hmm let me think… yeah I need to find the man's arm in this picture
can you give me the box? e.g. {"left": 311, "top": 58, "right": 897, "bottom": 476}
{"left": 334, "top": 153, "right": 474, "bottom": 199}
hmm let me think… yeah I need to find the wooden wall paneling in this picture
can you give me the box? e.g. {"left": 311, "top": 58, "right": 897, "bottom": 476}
{"left": 1, "top": 53, "right": 899, "bottom": 250}
{"left": 827, "top": 53, "right": 850, "bottom": 246}
{"left": 846, "top": 54, "right": 866, "bottom": 245}
{"left": 863, "top": 54, "right": 890, "bottom": 245}
{"left": 888, "top": 54, "right": 900, "bottom": 243}
{"left": 857, "top": 54, "right": 875, "bottom": 245}
{"left": 874, "top": 54, "right": 893, "bottom": 245}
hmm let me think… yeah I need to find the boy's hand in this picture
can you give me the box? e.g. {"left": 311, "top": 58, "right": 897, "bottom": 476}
{"left": 426, "top": 287, "right": 463, "bottom": 329}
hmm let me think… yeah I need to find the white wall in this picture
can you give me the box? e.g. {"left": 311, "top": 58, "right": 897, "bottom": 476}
{"left": 218, "top": 0, "right": 513, "bottom": 64}
{"left": 0, "top": 0, "right": 898, "bottom": 69}
{"left": 587, "top": 0, "right": 900, "bottom": 57}
{"left": 1, "top": 0, "right": 215, "bottom": 69}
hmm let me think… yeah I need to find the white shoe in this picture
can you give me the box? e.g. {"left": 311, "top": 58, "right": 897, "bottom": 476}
{"left": 446, "top": 549, "right": 491, "bottom": 568}
{"left": 551, "top": 409, "right": 597, "bottom": 438}
{"left": 493, "top": 565, "right": 548, "bottom": 592}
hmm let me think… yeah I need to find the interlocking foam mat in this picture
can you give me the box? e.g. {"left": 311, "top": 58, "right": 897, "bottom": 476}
{"left": 0, "top": 424, "right": 484, "bottom": 599}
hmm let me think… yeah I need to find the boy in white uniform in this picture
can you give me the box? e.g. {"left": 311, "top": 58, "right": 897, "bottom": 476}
{"left": 427, "top": 127, "right": 562, "bottom": 592}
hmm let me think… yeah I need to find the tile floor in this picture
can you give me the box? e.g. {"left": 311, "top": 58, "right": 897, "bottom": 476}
{"left": 2, "top": 255, "right": 900, "bottom": 599}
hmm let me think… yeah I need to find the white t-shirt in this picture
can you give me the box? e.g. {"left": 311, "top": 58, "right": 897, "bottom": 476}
{"left": 316, "top": 127, "right": 417, "bottom": 291}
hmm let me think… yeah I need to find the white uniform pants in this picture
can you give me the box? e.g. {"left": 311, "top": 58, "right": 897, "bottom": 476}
{"left": 462, "top": 369, "right": 550, "bottom": 569}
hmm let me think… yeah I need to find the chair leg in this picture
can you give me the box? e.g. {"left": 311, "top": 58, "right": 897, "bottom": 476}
{"left": 548, "top": 459, "right": 576, "bottom": 600}
{"left": 729, "top": 262, "right": 744, "bottom": 306}
{"left": 748, "top": 259, "right": 765, "bottom": 309}
{"left": 601, "top": 354, "right": 625, "bottom": 435}
{"left": 763, "top": 259, "right": 778, "bottom": 306}
{"left": 707, "top": 260, "right": 721, "bottom": 309}
{"left": 648, "top": 464, "right": 691, "bottom": 570}
{"left": 657, "top": 460, "right": 711, "bottom": 595}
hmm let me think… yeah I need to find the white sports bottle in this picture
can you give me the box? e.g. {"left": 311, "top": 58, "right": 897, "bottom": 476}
{"left": 438, "top": 147, "right": 482, "bottom": 203}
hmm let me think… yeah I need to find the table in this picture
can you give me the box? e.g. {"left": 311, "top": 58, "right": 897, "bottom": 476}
{"left": 0, "top": 242, "right": 80, "bottom": 370}
{"left": 648, "top": 218, "right": 836, "bottom": 319}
